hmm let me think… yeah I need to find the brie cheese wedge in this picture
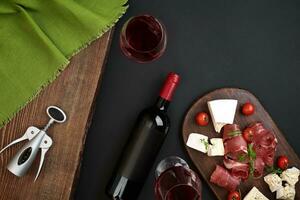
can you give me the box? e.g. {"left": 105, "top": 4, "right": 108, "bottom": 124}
{"left": 207, "top": 138, "right": 224, "bottom": 156}
{"left": 243, "top": 187, "right": 269, "bottom": 200}
{"left": 280, "top": 167, "right": 300, "bottom": 186}
{"left": 207, "top": 99, "right": 238, "bottom": 133}
{"left": 264, "top": 173, "right": 283, "bottom": 192}
{"left": 186, "top": 133, "right": 208, "bottom": 153}
{"left": 276, "top": 183, "right": 296, "bottom": 200}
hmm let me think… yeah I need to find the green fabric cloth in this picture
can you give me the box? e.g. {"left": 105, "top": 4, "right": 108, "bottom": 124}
{"left": 0, "top": 0, "right": 127, "bottom": 126}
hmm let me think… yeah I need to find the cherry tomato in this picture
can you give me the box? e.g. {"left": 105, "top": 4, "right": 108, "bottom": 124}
{"left": 242, "top": 128, "right": 254, "bottom": 143}
{"left": 227, "top": 191, "right": 241, "bottom": 200}
{"left": 277, "top": 155, "right": 289, "bottom": 170}
{"left": 195, "top": 112, "right": 209, "bottom": 126}
{"left": 242, "top": 102, "right": 255, "bottom": 116}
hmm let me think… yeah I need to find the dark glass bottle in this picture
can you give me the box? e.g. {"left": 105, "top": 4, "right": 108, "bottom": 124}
{"left": 107, "top": 72, "right": 180, "bottom": 200}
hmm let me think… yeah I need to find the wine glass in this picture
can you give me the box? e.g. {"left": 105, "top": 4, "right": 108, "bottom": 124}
{"left": 154, "top": 156, "right": 202, "bottom": 200}
{"left": 120, "top": 14, "right": 167, "bottom": 63}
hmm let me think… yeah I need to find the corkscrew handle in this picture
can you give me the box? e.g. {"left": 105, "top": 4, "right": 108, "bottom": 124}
{"left": 6, "top": 131, "right": 46, "bottom": 177}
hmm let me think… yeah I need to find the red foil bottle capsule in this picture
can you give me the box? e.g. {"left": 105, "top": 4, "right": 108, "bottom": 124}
{"left": 159, "top": 72, "right": 180, "bottom": 101}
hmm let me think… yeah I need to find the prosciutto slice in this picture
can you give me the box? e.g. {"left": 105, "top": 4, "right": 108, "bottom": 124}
{"left": 224, "top": 157, "right": 249, "bottom": 180}
{"left": 222, "top": 124, "right": 241, "bottom": 141}
{"left": 224, "top": 135, "right": 248, "bottom": 159}
{"left": 222, "top": 124, "right": 248, "bottom": 160}
{"left": 249, "top": 123, "right": 277, "bottom": 166}
{"left": 253, "top": 157, "right": 265, "bottom": 178}
{"left": 210, "top": 165, "right": 241, "bottom": 191}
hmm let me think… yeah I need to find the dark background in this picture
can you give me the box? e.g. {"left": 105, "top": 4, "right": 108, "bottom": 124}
{"left": 75, "top": 1, "right": 300, "bottom": 199}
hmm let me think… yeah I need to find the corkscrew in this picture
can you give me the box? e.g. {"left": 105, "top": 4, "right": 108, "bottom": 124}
{"left": 0, "top": 106, "right": 67, "bottom": 181}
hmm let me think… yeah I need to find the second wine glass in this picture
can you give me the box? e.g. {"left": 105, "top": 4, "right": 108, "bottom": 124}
{"left": 120, "top": 14, "right": 167, "bottom": 63}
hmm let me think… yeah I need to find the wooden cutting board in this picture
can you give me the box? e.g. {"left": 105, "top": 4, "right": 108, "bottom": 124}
{"left": 0, "top": 30, "right": 113, "bottom": 199}
{"left": 182, "top": 88, "right": 300, "bottom": 200}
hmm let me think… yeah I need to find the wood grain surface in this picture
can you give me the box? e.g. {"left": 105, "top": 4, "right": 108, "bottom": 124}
{"left": 0, "top": 30, "right": 113, "bottom": 200}
{"left": 182, "top": 88, "right": 300, "bottom": 200}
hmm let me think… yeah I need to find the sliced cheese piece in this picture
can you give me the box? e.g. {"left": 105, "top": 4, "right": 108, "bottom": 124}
{"left": 207, "top": 99, "right": 238, "bottom": 133}
{"left": 280, "top": 167, "right": 300, "bottom": 186}
{"left": 264, "top": 173, "right": 283, "bottom": 192}
{"left": 276, "top": 183, "right": 296, "bottom": 200}
{"left": 207, "top": 138, "right": 224, "bottom": 156}
{"left": 186, "top": 133, "right": 208, "bottom": 153}
{"left": 243, "top": 187, "right": 269, "bottom": 200}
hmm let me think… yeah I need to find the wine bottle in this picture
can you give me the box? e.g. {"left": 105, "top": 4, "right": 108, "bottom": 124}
{"left": 106, "top": 72, "right": 180, "bottom": 200}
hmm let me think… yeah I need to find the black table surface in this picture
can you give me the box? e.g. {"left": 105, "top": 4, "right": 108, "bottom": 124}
{"left": 75, "top": 1, "right": 300, "bottom": 199}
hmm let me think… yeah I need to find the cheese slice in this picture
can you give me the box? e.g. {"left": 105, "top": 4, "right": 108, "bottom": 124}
{"left": 186, "top": 133, "right": 208, "bottom": 153}
{"left": 264, "top": 173, "right": 283, "bottom": 192}
{"left": 276, "top": 183, "right": 296, "bottom": 200}
{"left": 280, "top": 167, "right": 300, "bottom": 186}
{"left": 207, "top": 99, "right": 238, "bottom": 133}
{"left": 207, "top": 138, "right": 224, "bottom": 156}
{"left": 243, "top": 187, "right": 269, "bottom": 200}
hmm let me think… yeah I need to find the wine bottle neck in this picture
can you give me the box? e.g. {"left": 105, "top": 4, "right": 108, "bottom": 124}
{"left": 159, "top": 72, "right": 180, "bottom": 102}
{"left": 155, "top": 97, "right": 169, "bottom": 111}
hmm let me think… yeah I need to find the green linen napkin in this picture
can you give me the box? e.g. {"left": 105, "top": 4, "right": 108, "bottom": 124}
{"left": 0, "top": 0, "right": 127, "bottom": 127}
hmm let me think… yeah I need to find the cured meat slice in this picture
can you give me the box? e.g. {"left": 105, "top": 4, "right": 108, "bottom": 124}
{"left": 246, "top": 122, "right": 277, "bottom": 167}
{"left": 222, "top": 124, "right": 241, "bottom": 142}
{"left": 253, "top": 157, "right": 265, "bottom": 178}
{"left": 254, "top": 130, "right": 277, "bottom": 150}
{"left": 262, "top": 150, "right": 275, "bottom": 167}
{"left": 247, "top": 122, "right": 265, "bottom": 136}
{"left": 224, "top": 157, "right": 249, "bottom": 180}
{"left": 210, "top": 165, "right": 241, "bottom": 191}
{"left": 224, "top": 135, "right": 248, "bottom": 160}
{"left": 253, "top": 132, "right": 277, "bottom": 166}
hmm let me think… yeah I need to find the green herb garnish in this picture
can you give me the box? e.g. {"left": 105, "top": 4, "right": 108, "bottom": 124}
{"left": 247, "top": 144, "right": 257, "bottom": 178}
{"left": 249, "top": 159, "right": 255, "bottom": 177}
{"left": 200, "top": 139, "right": 209, "bottom": 150}
{"left": 228, "top": 130, "right": 242, "bottom": 137}
{"left": 237, "top": 154, "right": 247, "bottom": 162}
{"left": 266, "top": 166, "right": 283, "bottom": 175}
{"left": 247, "top": 144, "right": 256, "bottom": 160}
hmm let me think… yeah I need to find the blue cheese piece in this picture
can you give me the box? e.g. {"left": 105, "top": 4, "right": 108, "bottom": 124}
{"left": 264, "top": 173, "right": 283, "bottom": 192}
{"left": 280, "top": 167, "right": 300, "bottom": 186}
{"left": 207, "top": 138, "right": 224, "bottom": 156}
{"left": 186, "top": 133, "right": 208, "bottom": 153}
{"left": 243, "top": 187, "right": 269, "bottom": 200}
{"left": 207, "top": 99, "right": 238, "bottom": 133}
{"left": 276, "top": 183, "right": 296, "bottom": 200}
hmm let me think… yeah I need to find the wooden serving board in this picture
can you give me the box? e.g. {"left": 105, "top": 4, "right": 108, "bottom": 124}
{"left": 0, "top": 31, "right": 113, "bottom": 199}
{"left": 182, "top": 88, "right": 300, "bottom": 200}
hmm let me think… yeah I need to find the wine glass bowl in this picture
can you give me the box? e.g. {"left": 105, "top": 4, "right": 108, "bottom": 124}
{"left": 120, "top": 15, "right": 167, "bottom": 63}
{"left": 154, "top": 157, "right": 202, "bottom": 200}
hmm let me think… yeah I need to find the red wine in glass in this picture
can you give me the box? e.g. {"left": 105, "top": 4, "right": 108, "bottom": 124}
{"left": 120, "top": 15, "right": 167, "bottom": 63}
{"left": 155, "top": 157, "right": 202, "bottom": 200}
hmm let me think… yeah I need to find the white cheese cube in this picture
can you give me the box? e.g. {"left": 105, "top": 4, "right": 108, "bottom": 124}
{"left": 186, "top": 133, "right": 208, "bottom": 153}
{"left": 264, "top": 173, "right": 283, "bottom": 192}
{"left": 276, "top": 183, "right": 295, "bottom": 200}
{"left": 207, "top": 99, "right": 238, "bottom": 133}
{"left": 280, "top": 167, "right": 300, "bottom": 186}
{"left": 207, "top": 138, "right": 224, "bottom": 156}
{"left": 243, "top": 186, "right": 269, "bottom": 200}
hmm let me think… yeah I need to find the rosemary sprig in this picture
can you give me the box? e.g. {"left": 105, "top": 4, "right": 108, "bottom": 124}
{"left": 228, "top": 130, "right": 242, "bottom": 137}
